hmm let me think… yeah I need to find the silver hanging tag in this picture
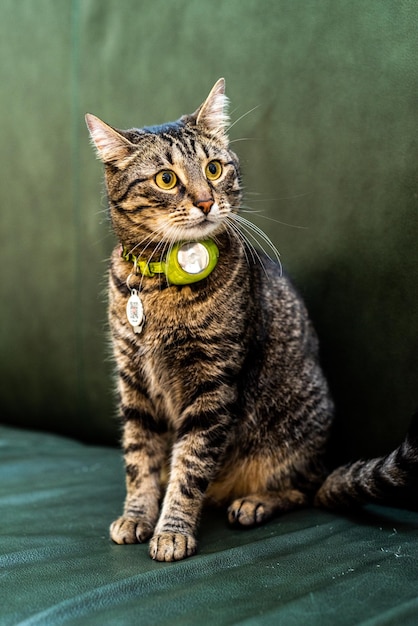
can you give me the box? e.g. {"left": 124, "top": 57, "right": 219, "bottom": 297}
{"left": 126, "top": 289, "right": 145, "bottom": 333}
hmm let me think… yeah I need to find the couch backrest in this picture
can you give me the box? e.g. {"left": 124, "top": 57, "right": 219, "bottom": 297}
{"left": 1, "top": 0, "right": 416, "bottom": 457}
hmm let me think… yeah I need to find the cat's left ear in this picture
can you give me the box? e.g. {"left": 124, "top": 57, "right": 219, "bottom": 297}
{"left": 192, "top": 78, "right": 229, "bottom": 142}
{"left": 85, "top": 113, "right": 136, "bottom": 166}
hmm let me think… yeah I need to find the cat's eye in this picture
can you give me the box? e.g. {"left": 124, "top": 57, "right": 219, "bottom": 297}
{"left": 155, "top": 170, "right": 178, "bottom": 190}
{"left": 205, "top": 160, "right": 223, "bottom": 181}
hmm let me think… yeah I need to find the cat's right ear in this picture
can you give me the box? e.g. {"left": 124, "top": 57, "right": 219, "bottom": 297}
{"left": 85, "top": 114, "right": 135, "bottom": 165}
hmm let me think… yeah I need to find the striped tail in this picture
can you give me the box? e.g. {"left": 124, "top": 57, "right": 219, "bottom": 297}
{"left": 315, "top": 410, "right": 418, "bottom": 511}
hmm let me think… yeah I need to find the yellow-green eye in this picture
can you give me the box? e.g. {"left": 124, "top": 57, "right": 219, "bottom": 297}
{"left": 205, "top": 160, "right": 223, "bottom": 181}
{"left": 155, "top": 170, "right": 177, "bottom": 190}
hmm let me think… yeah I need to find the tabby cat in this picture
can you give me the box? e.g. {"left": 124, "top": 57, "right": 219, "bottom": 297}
{"left": 86, "top": 79, "right": 418, "bottom": 562}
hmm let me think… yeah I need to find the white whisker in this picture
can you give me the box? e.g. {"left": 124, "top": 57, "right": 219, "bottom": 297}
{"left": 229, "top": 221, "right": 269, "bottom": 277}
{"left": 229, "top": 137, "right": 257, "bottom": 144}
{"left": 239, "top": 206, "right": 308, "bottom": 230}
{"left": 226, "top": 215, "right": 277, "bottom": 278}
{"left": 233, "top": 215, "right": 281, "bottom": 263}
{"left": 227, "top": 105, "right": 260, "bottom": 132}
{"left": 223, "top": 218, "right": 254, "bottom": 268}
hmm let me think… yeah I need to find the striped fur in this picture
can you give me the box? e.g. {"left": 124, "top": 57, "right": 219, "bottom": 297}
{"left": 86, "top": 79, "right": 417, "bottom": 561}
{"left": 315, "top": 411, "right": 418, "bottom": 510}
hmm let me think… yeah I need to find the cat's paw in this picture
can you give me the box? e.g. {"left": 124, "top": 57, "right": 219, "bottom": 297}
{"left": 149, "top": 532, "right": 197, "bottom": 562}
{"left": 227, "top": 497, "right": 270, "bottom": 528}
{"left": 110, "top": 516, "right": 154, "bottom": 544}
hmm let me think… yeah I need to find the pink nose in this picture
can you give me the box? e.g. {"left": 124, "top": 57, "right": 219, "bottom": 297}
{"left": 196, "top": 199, "right": 214, "bottom": 215}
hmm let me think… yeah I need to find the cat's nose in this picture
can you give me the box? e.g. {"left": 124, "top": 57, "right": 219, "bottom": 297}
{"left": 196, "top": 199, "right": 214, "bottom": 215}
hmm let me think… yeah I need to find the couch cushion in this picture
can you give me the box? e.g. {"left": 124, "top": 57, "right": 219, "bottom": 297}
{"left": 2, "top": 426, "right": 418, "bottom": 625}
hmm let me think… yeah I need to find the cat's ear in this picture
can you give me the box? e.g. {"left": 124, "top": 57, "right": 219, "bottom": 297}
{"left": 85, "top": 114, "right": 136, "bottom": 165}
{"left": 193, "top": 78, "right": 229, "bottom": 140}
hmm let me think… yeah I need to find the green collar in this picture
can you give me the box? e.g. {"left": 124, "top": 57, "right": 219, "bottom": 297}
{"left": 121, "top": 239, "right": 219, "bottom": 286}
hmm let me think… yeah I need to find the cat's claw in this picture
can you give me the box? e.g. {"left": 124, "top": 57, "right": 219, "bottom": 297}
{"left": 110, "top": 516, "right": 154, "bottom": 544}
{"left": 149, "top": 532, "right": 197, "bottom": 562}
{"left": 227, "top": 497, "right": 269, "bottom": 527}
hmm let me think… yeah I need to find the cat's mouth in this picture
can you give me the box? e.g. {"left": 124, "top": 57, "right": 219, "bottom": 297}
{"left": 177, "top": 219, "right": 224, "bottom": 241}
{"left": 167, "top": 203, "right": 226, "bottom": 241}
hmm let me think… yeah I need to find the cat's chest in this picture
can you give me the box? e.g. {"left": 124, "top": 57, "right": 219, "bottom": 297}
{"left": 129, "top": 300, "right": 211, "bottom": 422}
{"left": 122, "top": 283, "right": 211, "bottom": 368}
{"left": 131, "top": 283, "right": 212, "bottom": 338}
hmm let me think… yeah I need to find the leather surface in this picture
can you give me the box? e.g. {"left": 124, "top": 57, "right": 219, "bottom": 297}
{"left": 2, "top": 426, "right": 418, "bottom": 625}
{"left": 0, "top": 1, "right": 417, "bottom": 457}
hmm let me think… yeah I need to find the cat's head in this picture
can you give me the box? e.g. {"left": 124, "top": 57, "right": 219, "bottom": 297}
{"left": 86, "top": 79, "right": 242, "bottom": 251}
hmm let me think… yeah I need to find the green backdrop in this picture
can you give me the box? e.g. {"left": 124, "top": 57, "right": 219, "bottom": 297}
{"left": 1, "top": 0, "right": 417, "bottom": 459}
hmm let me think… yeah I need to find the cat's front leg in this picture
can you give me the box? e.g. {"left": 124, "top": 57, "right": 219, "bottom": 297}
{"left": 110, "top": 377, "right": 166, "bottom": 545}
{"left": 149, "top": 407, "right": 234, "bottom": 562}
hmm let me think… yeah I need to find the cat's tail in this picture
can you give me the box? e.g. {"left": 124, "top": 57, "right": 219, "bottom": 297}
{"left": 315, "top": 410, "right": 418, "bottom": 511}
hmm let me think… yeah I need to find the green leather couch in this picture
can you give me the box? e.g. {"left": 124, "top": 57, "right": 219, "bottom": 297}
{"left": 1, "top": 1, "right": 417, "bottom": 624}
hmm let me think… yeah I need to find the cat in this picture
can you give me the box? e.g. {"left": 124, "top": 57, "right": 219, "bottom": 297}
{"left": 86, "top": 78, "right": 418, "bottom": 562}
